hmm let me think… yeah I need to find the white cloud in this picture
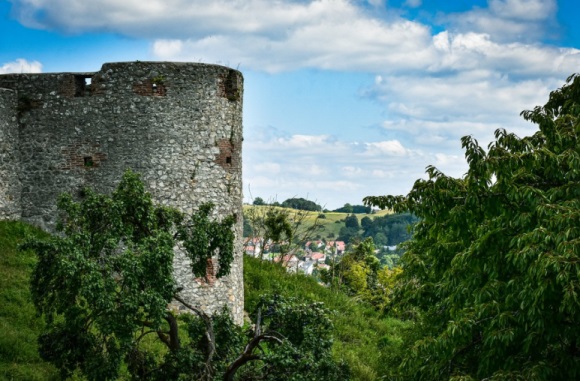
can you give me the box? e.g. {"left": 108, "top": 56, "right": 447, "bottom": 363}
{"left": 404, "top": 0, "right": 422, "bottom": 8}
{"left": 366, "top": 0, "right": 385, "bottom": 7}
{"left": 371, "top": 169, "right": 396, "bottom": 178}
{"left": 374, "top": 72, "right": 556, "bottom": 122}
{"left": 151, "top": 16, "right": 434, "bottom": 73}
{"left": 10, "top": 0, "right": 397, "bottom": 39}
{"left": 273, "top": 134, "right": 340, "bottom": 150}
{"left": 0, "top": 58, "right": 42, "bottom": 74}
{"left": 429, "top": 31, "right": 580, "bottom": 76}
{"left": 243, "top": 132, "right": 454, "bottom": 208}
{"left": 364, "top": 140, "right": 410, "bottom": 156}
{"left": 10, "top": 0, "right": 437, "bottom": 73}
{"left": 8, "top": 0, "right": 578, "bottom": 77}
{"left": 342, "top": 166, "right": 364, "bottom": 177}
{"left": 152, "top": 39, "right": 182, "bottom": 58}
{"left": 488, "top": 0, "right": 556, "bottom": 22}
{"left": 252, "top": 162, "right": 281, "bottom": 174}
{"left": 299, "top": 164, "right": 326, "bottom": 176}
{"left": 444, "top": 0, "right": 558, "bottom": 42}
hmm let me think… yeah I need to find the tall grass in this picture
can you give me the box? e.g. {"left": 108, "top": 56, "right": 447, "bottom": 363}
{"left": 0, "top": 221, "right": 58, "bottom": 381}
{"left": 244, "top": 255, "right": 408, "bottom": 381}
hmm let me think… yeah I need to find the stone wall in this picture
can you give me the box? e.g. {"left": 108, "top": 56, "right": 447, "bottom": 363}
{"left": 0, "top": 62, "right": 244, "bottom": 323}
{"left": 0, "top": 88, "right": 21, "bottom": 219}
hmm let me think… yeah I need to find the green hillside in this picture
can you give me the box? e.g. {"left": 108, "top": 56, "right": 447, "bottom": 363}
{"left": 0, "top": 221, "right": 58, "bottom": 381}
{"left": 244, "top": 255, "right": 407, "bottom": 381}
{"left": 242, "top": 204, "right": 392, "bottom": 241}
{"left": 0, "top": 220, "right": 406, "bottom": 380}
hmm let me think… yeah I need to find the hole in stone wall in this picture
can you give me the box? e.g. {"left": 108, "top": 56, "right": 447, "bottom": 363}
{"left": 84, "top": 156, "right": 94, "bottom": 167}
{"left": 74, "top": 75, "right": 93, "bottom": 97}
{"left": 224, "top": 70, "right": 240, "bottom": 101}
{"left": 226, "top": 156, "right": 232, "bottom": 164}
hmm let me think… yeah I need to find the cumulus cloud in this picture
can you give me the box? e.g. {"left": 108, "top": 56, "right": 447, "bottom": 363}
{"left": 151, "top": 16, "right": 434, "bottom": 73}
{"left": 253, "top": 162, "right": 281, "bottom": 175}
{"left": 404, "top": 0, "right": 422, "bottom": 8}
{"left": 9, "top": 0, "right": 436, "bottom": 73}
{"left": 373, "top": 72, "right": 556, "bottom": 122}
{"left": 429, "top": 31, "right": 580, "bottom": 76}
{"left": 364, "top": 140, "right": 410, "bottom": 157}
{"left": 444, "top": 0, "right": 558, "bottom": 42}
{"left": 8, "top": 0, "right": 578, "bottom": 76}
{"left": 274, "top": 134, "right": 334, "bottom": 148}
{"left": 243, "top": 132, "right": 455, "bottom": 208}
{"left": 10, "top": 0, "right": 407, "bottom": 42}
{"left": 0, "top": 58, "right": 42, "bottom": 74}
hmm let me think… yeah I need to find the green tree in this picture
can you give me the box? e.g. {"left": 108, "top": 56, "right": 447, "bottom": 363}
{"left": 229, "top": 295, "right": 350, "bottom": 381}
{"left": 323, "top": 238, "right": 380, "bottom": 296}
{"left": 344, "top": 214, "right": 360, "bottom": 229}
{"left": 281, "top": 197, "right": 321, "bottom": 211}
{"left": 373, "top": 231, "right": 388, "bottom": 247}
{"left": 333, "top": 204, "right": 371, "bottom": 214}
{"left": 337, "top": 203, "right": 354, "bottom": 214}
{"left": 360, "top": 216, "right": 372, "bottom": 229}
{"left": 24, "top": 171, "right": 235, "bottom": 380}
{"left": 337, "top": 226, "right": 359, "bottom": 244}
{"left": 361, "top": 213, "right": 417, "bottom": 246}
{"left": 244, "top": 201, "right": 322, "bottom": 262}
{"left": 364, "top": 75, "right": 580, "bottom": 380}
{"left": 252, "top": 197, "right": 266, "bottom": 206}
{"left": 23, "top": 171, "right": 347, "bottom": 380}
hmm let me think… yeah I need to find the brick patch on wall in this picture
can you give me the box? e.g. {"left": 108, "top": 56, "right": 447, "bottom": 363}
{"left": 59, "top": 140, "right": 107, "bottom": 170}
{"left": 214, "top": 138, "right": 240, "bottom": 172}
{"left": 133, "top": 80, "right": 167, "bottom": 96}
{"left": 195, "top": 258, "right": 217, "bottom": 286}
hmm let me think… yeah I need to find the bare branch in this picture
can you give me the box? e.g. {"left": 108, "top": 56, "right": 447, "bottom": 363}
{"left": 173, "top": 293, "right": 215, "bottom": 380}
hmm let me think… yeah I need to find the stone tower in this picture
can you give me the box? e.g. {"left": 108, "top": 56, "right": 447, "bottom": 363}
{"left": 0, "top": 61, "right": 244, "bottom": 323}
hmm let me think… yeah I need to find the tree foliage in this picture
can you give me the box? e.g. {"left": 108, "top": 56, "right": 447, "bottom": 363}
{"left": 321, "top": 238, "right": 399, "bottom": 313}
{"left": 281, "top": 197, "right": 321, "bottom": 212}
{"left": 252, "top": 197, "right": 266, "bottom": 206}
{"left": 344, "top": 214, "right": 360, "bottom": 229}
{"left": 230, "top": 295, "right": 350, "bottom": 381}
{"left": 364, "top": 75, "right": 580, "bottom": 380}
{"left": 22, "top": 171, "right": 346, "bottom": 380}
{"left": 337, "top": 226, "right": 360, "bottom": 244}
{"left": 244, "top": 201, "right": 322, "bottom": 261}
{"left": 361, "top": 213, "right": 418, "bottom": 246}
{"left": 333, "top": 204, "right": 371, "bottom": 214}
{"left": 23, "top": 171, "right": 235, "bottom": 380}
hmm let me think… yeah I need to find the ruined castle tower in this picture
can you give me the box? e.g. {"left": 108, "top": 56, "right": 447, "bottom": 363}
{"left": 0, "top": 62, "right": 244, "bottom": 323}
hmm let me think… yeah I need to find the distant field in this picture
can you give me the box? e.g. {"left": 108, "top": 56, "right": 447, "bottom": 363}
{"left": 242, "top": 204, "right": 392, "bottom": 240}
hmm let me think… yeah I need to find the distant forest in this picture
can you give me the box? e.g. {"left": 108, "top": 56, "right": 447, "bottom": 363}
{"left": 253, "top": 197, "right": 372, "bottom": 214}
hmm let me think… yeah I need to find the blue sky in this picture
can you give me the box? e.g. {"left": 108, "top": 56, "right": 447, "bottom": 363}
{"left": 2, "top": 0, "right": 579, "bottom": 209}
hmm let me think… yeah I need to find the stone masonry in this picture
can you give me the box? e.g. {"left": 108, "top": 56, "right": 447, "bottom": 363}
{"left": 0, "top": 61, "right": 244, "bottom": 323}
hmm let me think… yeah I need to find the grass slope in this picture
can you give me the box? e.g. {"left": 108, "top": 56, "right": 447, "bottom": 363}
{"left": 0, "top": 220, "right": 406, "bottom": 381}
{"left": 243, "top": 204, "right": 392, "bottom": 240}
{"left": 0, "top": 221, "right": 58, "bottom": 381}
{"left": 244, "top": 255, "right": 407, "bottom": 381}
